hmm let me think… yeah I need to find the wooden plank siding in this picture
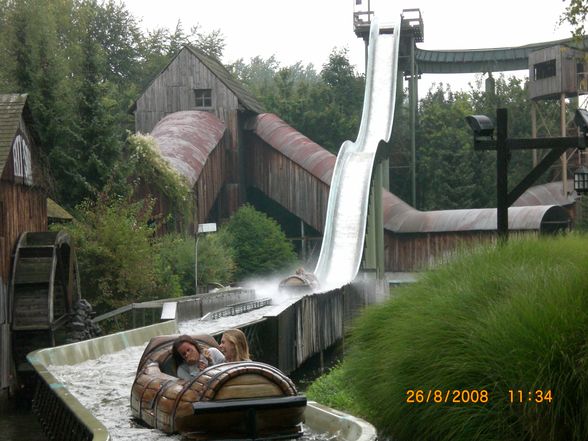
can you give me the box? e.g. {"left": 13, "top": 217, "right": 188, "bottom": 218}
{"left": 195, "top": 133, "right": 227, "bottom": 224}
{"left": 384, "top": 230, "right": 538, "bottom": 272}
{"left": 134, "top": 49, "right": 240, "bottom": 135}
{"left": 528, "top": 45, "right": 587, "bottom": 99}
{"left": 244, "top": 132, "right": 330, "bottom": 233}
{"left": 0, "top": 182, "right": 47, "bottom": 283}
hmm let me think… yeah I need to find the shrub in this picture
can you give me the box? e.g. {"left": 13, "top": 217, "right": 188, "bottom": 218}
{"left": 156, "top": 232, "right": 236, "bottom": 295}
{"left": 59, "top": 194, "right": 181, "bottom": 314}
{"left": 221, "top": 204, "right": 297, "bottom": 279}
{"left": 342, "top": 234, "right": 588, "bottom": 441}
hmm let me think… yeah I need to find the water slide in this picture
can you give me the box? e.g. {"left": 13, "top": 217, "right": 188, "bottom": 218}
{"left": 314, "top": 19, "right": 400, "bottom": 289}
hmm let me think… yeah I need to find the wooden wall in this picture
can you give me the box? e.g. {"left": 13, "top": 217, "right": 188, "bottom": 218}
{"left": 384, "top": 230, "right": 538, "bottom": 272}
{"left": 0, "top": 123, "right": 47, "bottom": 392}
{"left": 528, "top": 45, "right": 586, "bottom": 99}
{"left": 134, "top": 49, "right": 240, "bottom": 135}
{"left": 134, "top": 47, "right": 247, "bottom": 222}
{"left": 196, "top": 132, "right": 228, "bottom": 224}
{"left": 244, "top": 133, "right": 330, "bottom": 233}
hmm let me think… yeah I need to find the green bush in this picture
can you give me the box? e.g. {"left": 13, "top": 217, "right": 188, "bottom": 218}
{"left": 341, "top": 234, "right": 588, "bottom": 441}
{"left": 59, "top": 194, "right": 181, "bottom": 314}
{"left": 156, "top": 232, "right": 236, "bottom": 295}
{"left": 306, "top": 364, "right": 364, "bottom": 417}
{"left": 221, "top": 204, "right": 297, "bottom": 279}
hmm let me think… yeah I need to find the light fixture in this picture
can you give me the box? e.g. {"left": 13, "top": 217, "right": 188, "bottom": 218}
{"left": 574, "top": 108, "right": 588, "bottom": 134}
{"left": 465, "top": 115, "right": 494, "bottom": 141}
{"left": 574, "top": 165, "right": 588, "bottom": 194}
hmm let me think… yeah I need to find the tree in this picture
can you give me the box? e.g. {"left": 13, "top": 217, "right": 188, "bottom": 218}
{"left": 156, "top": 232, "right": 236, "bottom": 295}
{"left": 59, "top": 194, "right": 181, "bottom": 314}
{"left": 560, "top": 0, "right": 588, "bottom": 39}
{"left": 221, "top": 204, "right": 297, "bottom": 280}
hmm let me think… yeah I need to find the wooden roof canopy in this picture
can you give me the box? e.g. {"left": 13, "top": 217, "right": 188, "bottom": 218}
{"left": 0, "top": 93, "right": 31, "bottom": 174}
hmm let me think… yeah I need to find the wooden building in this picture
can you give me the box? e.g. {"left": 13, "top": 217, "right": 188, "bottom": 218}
{"left": 528, "top": 44, "right": 588, "bottom": 100}
{"left": 131, "top": 46, "right": 264, "bottom": 220}
{"left": 0, "top": 94, "right": 48, "bottom": 397}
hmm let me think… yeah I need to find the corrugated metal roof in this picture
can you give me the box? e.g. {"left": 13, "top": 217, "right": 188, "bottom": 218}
{"left": 151, "top": 111, "right": 225, "bottom": 187}
{"left": 0, "top": 94, "right": 28, "bottom": 175}
{"left": 252, "top": 113, "right": 570, "bottom": 234}
{"left": 250, "top": 113, "right": 337, "bottom": 184}
{"left": 513, "top": 180, "right": 576, "bottom": 207}
{"left": 414, "top": 37, "right": 588, "bottom": 74}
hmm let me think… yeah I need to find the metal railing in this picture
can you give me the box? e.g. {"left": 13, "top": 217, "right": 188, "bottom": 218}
{"left": 92, "top": 287, "right": 256, "bottom": 332}
{"left": 201, "top": 298, "right": 272, "bottom": 320}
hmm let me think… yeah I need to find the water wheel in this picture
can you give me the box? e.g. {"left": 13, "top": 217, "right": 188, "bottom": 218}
{"left": 9, "top": 231, "right": 81, "bottom": 377}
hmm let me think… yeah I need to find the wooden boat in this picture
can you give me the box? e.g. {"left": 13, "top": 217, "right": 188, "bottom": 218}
{"left": 279, "top": 269, "right": 319, "bottom": 293}
{"left": 130, "top": 334, "right": 306, "bottom": 440}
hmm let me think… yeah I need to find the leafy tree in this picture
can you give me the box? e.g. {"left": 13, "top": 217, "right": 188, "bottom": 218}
{"left": 417, "top": 85, "right": 477, "bottom": 210}
{"left": 156, "top": 232, "right": 236, "bottom": 295}
{"left": 58, "top": 193, "right": 181, "bottom": 314}
{"left": 221, "top": 204, "right": 297, "bottom": 280}
{"left": 561, "top": 0, "right": 588, "bottom": 39}
{"left": 231, "top": 48, "right": 364, "bottom": 154}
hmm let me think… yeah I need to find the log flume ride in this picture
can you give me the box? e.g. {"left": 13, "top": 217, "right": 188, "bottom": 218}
{"left": 131, "top": 334, "right": 307, "bottom": 440}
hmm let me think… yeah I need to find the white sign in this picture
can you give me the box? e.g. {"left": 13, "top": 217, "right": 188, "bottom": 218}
{"left": 197, "top": 223, "right": 217, "bottom": 234}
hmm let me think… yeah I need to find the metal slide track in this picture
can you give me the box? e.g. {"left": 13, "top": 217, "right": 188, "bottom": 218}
{"left": 314, "top": 19, "right": 400, "bottom": 289}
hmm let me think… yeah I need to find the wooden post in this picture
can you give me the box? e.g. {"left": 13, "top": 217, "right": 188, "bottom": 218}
{"left": 561, "top": 93, "right": 568, "bottom": 195}
{"left": 496, "top": 108, "right": 509, "bottom": 242}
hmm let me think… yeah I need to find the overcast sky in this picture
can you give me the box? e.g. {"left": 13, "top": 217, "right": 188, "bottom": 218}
{"left": 122, "top": 0, "right": 576, "bottom": 95}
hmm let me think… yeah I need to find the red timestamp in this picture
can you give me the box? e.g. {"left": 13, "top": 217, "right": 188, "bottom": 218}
{"left": 508, "top": 389, "right": 553, "bottom": 403}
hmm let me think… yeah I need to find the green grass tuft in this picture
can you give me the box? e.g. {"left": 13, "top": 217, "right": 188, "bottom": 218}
{"left": 338, "top": 234, "right": 588, "bottom": 441}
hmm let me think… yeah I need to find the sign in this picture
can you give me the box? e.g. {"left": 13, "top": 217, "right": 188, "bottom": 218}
{"left": 197, "top": 223, "right": 217, "bottom": 234}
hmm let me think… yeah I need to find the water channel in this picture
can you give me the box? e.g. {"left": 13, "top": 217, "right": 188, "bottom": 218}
{"left": 1, "top": 283, "right": 337, "bottom": 441}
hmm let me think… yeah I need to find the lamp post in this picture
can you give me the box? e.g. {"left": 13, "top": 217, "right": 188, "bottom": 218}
{"left": 195, "top": 222, "right": 217, "bottom": 294}
{"left": 466, "top": 108, "right": 588, "bottom": 241}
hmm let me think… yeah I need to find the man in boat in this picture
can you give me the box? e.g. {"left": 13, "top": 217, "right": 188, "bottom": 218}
{"left": 172, "top": 335, "right": 225, "bottom": 380}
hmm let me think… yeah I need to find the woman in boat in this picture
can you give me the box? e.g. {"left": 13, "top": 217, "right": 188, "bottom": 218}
{"left": 172, "top": 335, "right": 225, "bottom": 380}
{"left": 220, "top": 329, "right": 251, "bottom": 362}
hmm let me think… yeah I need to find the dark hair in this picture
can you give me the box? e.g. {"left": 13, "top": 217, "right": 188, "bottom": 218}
{"left": 172, "top": 335, "right": 203, "bottom": 367}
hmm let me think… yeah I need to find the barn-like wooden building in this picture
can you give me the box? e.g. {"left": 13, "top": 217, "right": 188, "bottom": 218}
{"left": 0, "top": 94, "right": 47, "bottom": 397}
{"left": 131, "top": 46, "right": 264, "bottom": 225}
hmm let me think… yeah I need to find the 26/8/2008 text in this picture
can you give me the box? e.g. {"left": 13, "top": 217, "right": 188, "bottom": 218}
{"left": 405, "top": 389, "right": 488, "bottom": 404}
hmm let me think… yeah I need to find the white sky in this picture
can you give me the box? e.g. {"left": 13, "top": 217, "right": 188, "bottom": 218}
{"left": 122, "top": 0, "right": 576, "bottom": 95}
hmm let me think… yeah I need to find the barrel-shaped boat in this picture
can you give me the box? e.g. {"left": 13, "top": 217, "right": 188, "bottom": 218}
{"left": 130, "top": 334, "right": 306, "bottom": 440}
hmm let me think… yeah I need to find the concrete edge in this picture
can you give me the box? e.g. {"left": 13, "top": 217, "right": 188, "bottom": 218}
{"left": 305, "top": 401, "right": 377, "bottom": 441}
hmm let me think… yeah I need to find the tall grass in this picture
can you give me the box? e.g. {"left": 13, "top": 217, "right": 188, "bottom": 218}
{"left": 341, "top": 234, "right": 588, "bottom": 441}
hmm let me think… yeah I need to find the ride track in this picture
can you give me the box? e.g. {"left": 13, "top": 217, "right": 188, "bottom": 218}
{"left": 314, "top": 19, "right": 400, "bottom": 289}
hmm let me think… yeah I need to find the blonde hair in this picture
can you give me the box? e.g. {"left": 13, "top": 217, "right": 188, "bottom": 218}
{"left": 223, "top": 329, "right": 251, "bottom": 362}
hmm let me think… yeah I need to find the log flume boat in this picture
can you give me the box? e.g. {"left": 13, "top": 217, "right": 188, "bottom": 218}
{"left": 131, "top": 334, "right": 307, "bottom": 440}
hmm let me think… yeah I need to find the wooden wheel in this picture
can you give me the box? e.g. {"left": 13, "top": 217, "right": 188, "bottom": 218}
{"left": 9, "top": 231, "right": 81, "bottom": 369}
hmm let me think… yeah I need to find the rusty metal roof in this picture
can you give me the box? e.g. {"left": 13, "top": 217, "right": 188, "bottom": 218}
{"left": 250, "top": 113, "right": 337, "bottom": 184}
{"left": 252, "top": 113, "right": 570, "bottom": 234}
{"left": 513, "top": 180, "right": 576, "bottom": 207}
{"left": 0, "top": 94, "right": 28, "bottom": 175}
{"left": 384, "top": 195, "right": 568, "bottom": 233}
{"left": 151, "top": 111, "right": 225, "bottom": 187}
